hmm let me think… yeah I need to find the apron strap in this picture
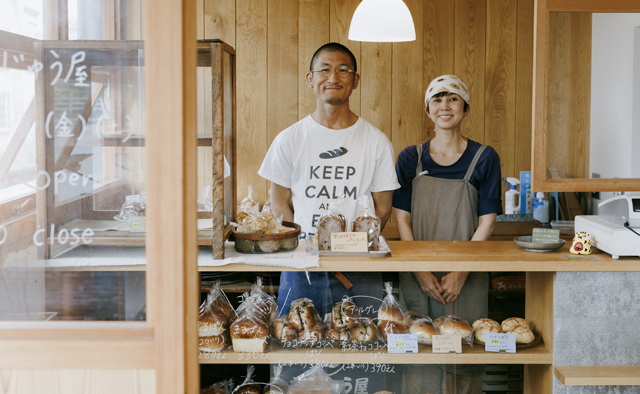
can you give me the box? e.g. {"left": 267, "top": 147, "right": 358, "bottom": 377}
{"left": 415, "top": 143, "right": 423, "bottom": 175}
{"left": 463, "top": 145, "right": 488, "bottom": 181}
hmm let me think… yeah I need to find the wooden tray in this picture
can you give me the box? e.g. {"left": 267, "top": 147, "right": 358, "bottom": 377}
{"left": 474, "top": 332, "right": 542, "bottom": 349}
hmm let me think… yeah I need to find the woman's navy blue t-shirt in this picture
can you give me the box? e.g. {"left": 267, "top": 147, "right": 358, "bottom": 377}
{"left": 393, "top": 139, "right": 503, "bottom": 216}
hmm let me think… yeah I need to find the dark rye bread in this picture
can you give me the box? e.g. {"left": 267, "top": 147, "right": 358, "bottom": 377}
{"left": 317, "top": 213, "right": 346, "bottom": 251}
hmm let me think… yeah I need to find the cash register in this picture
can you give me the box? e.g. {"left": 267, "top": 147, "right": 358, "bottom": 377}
{"left": 575, "top": 195, "right": 640, "bottom": 259}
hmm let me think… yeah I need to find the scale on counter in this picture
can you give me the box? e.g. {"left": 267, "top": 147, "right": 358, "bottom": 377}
{"left": 575, "top": 195, "right": 640, "bottom": 259}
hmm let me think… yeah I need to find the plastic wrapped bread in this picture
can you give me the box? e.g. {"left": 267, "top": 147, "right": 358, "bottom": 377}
{"left": 352, "top": 195, "right": 381, "bottom": 251}
{"left": 317, "top": 198, "right": 347, "bottom": 251}
{"left": 234, "top": 366, "right": 261, "bottom": 394}
{"left": 437, "top": 315, "right": 474, "bottom": 346}
{"left": 377, "top": 282, "right": 406, "bottom": 342}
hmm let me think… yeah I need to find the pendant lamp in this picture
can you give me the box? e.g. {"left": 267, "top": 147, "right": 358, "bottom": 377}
{"left": 348, "top": 0, "right": 416, "bottom": 42}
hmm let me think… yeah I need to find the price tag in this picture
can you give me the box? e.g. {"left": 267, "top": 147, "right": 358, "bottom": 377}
{"left": 531, "top": 228, "right": 560, "bottom": 243}
{"left": 484, "top": 333, "right": 516, "bottom": 353}
{"left": 330, "top": 232, "right": 368, "bottom": 252}
{"left": 432, "top": 335, "right": 462, "bottom": 354}
{"left": 130, "top": 216, "right": 146, "bottom": 232}
{"left": 387, "top": 334, "right": 418, "bottom": 353}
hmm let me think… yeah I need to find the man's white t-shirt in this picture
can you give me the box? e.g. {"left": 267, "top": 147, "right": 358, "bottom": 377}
{"left": 258, "top": 115, "right": 400, "bottom": 237}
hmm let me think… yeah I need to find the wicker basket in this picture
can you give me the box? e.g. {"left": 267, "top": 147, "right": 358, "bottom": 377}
{"left": 232, "top": 221, "right": 301, "bottom": 254}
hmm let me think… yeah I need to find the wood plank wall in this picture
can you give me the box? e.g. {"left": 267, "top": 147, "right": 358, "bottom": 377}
{"left": 199, "top": 0, "right": 588, "bottom": 208}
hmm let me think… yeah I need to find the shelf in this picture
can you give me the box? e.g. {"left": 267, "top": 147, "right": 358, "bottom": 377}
{"left": 209, "top": 241, "right": 640, "bottom": 272}
{"left": 46, "top": 135, "right": 213, "bottom": 147}
{"left": 199, "top": 342, "right": 552, "bottom": 365}
{"left": 554, "top": 366, "right": 640, "bottom": 386}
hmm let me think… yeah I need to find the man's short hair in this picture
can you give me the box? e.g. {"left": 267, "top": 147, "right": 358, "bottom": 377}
{"left": 310, "top": 42, "right": 357, "bottom": 72}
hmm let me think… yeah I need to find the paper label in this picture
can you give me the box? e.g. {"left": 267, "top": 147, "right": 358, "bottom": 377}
{"left": 130, "top": 216, "right": 146, "bottom": 232}
{"left": 387, "top": 334, "right": 418, "bottom": 353}
{"left": 330, "top": 232, "right": 368, "bottom": 252}
{"left": 432, "top": 335, "right": 462, "bottom": 354}
{"left": 531, "top": 228, "right": 560, "bottom": 243}
{"left": 484, "top": 333, "right": 516, "bottom": 353}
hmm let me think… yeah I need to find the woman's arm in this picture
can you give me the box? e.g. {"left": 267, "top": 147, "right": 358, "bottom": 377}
{"left": 394, "top": 208, "right": 414, "bottom": 241}
{"left": 470, "top": 212, "right": 497, "bottom": 241}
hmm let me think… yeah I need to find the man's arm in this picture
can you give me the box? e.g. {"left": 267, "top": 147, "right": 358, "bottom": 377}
{"left": 394, "top": 208, "right": 414, "bottom": 241}
{"left": 371, "top": 191, "right": 393, "bottom": 230}
{"left": 270, "top": 182, "right": 294, "bottom": 222}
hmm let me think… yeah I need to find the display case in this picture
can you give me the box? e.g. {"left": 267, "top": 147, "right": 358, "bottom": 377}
{"left": 34, "top": 40, "right": 236, "bottom": 259}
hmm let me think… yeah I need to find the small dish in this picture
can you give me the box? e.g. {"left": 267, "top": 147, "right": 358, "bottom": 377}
{"left": 514, "top": 236, "right": 565, "bottom": 252}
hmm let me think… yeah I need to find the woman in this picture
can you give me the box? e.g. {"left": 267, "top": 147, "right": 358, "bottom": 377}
{"left": 393, "top": 75, "right": 503, "bottom": 394}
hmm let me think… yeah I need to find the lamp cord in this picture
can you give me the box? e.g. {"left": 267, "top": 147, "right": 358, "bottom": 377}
{"left": 624, "top": 221, "right": 640, "bottom": 237}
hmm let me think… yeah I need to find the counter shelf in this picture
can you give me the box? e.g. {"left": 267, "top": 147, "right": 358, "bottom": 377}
{"left": 198, "top": 343, "right": 552, "bottom": 365}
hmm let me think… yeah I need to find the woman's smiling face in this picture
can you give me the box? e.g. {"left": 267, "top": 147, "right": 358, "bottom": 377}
{"left": 426, "top": 92, "right": 469, "bottom": 131}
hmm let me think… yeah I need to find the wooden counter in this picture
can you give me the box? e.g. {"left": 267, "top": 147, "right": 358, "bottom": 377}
{"left": 207, "top": 241, "right": 640, "bottom": 272}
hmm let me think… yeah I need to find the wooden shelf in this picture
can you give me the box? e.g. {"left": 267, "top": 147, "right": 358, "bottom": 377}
{"left": 207, "top": 241, "right": 640, "bottom": 272}
{"left": 46, "top": 135, "right": 213, "bottom": 147}
{"left": 554, "top": 366, "right": 640, "bottom": 386}
{"left": 199, "top": 342, "right": 552, "bottom": 365}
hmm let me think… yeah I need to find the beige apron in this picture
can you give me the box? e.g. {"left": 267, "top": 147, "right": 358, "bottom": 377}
{"left": 399, "top": 143, "right": 489, "bottom": 394}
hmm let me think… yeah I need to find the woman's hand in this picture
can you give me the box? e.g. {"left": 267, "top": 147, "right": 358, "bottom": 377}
{"left": 439, "top": 272, "right": 470, "bottom": 303}
{"left": 414, "top": 271, "right": 445, "bottom": 304}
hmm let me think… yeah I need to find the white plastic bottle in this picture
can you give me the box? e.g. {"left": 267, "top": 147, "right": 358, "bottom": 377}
{"left": 504, "top": 177, "right": 521, "bottom": 215}
{"left": 533, "top": 192, "right": 549, "bottom": 223}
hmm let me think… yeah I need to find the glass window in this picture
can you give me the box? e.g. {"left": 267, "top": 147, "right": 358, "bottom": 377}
{"left": 0, "top": 0, "right": 146, "bottom": 322}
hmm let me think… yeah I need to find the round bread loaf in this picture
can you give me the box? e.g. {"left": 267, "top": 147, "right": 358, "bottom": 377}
{"left": 472, "top": 318, "right": 501, "bottom": 332}
{"left": 212, "top": 298, "right": 234, "bottom": 319}
{"left": 198, "top": 335, "right": 225, "bottom": 352}
{"left": 298, "top": 327, "right": 323, "bottom": 346}
{"left": 326, "top": 328, "right": 350, "bottom": 343}
{"left": 378, "top": 320, "right": 405, "bottom": 342}
{"left": 439, "top": 319, "right": 472, "bottom": 337}
{"left": 230, "top": 316, "right": 268, "bottom": 339}
{"left": 409, "top": 321, "right": 439, "bottom": 345}
{"left": 506, "top": 325, "right": 535, "bottom": 344}
{"left": 198, "top": 309, "right": 227, "bottom": 337}
{"left": 378, "top": 304, "right": 404, "bottom": 325}
{"left": 474, "top": 325, "right": 501, "bottom": 342}
{"left": 350, "top": 319, "right": 377, "bottom": 343}
{"left": 404, "top": 311, "right": 425, "bottom": 328}
{"left": 332, "top": 300, "right": 360, "bottom": 330}
{"left": 433, "top": 315, "right": 445, "bottom": 327}
{"left": 501, "top": 317, "right": 528, "bottom": 332}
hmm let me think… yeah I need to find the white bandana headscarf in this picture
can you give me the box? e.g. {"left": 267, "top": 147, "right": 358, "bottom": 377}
{"left": 424, "top": 75, "right": 470, "bottom": 106}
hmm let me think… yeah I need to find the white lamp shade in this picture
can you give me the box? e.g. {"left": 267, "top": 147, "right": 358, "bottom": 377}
{"left": 348, "top": 0, "right": 416, "bottom": 42}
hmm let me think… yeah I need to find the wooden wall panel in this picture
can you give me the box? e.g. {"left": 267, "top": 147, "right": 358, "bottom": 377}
{"left": 205, "top": 0, "right": 235, "bottom": 45}
{"left": 547, "top": 13, "right": 591, "bottom": 179}
{"left": 423, "top": 0, "right": 455, "bottom": 142}
{"left": 195, "top": 0, "right": 589, "bottom": 204}
{"left": 455, "top": 0, "right": 486, "bottom": 144}
{"left": 330, "top": 0, "right": 361, "bottom": 115}
{"left": 515, "top": 0, "right": 534, "bottom": 177}
{"left": 485, "top": 0, "right": 517, "bottom": 182}
{"left": 391, "top": 0, "right": 424, "bottom": 163}
{"left": 360, "top": 43, "right": 392, "bottom": 139}
{"left": 236, "top": 0, "right": 268, "bottom": 202}
{"left": 0, "top": 369, "right": 155, "bottom": 394}
{"left": 267, "top": 0, "right": 299, "bottom": 145}
{"left": 299, "top": 0, "right": 330, "bottom": 120}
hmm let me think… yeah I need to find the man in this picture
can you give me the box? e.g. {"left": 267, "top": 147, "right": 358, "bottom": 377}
{"left": 258, "top": 43, "right": 400, "bottom": 317}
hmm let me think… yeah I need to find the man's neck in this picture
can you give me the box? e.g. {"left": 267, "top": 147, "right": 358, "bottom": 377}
{"left": 311, "top": 101, "right": 359, "bottom": 130}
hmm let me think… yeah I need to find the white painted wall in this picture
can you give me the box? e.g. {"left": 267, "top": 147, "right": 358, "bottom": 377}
{"left": 590, "top": 13, "right": 640, "bottom": 181}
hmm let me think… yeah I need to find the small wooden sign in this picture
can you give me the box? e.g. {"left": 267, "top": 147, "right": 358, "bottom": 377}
{"left": 330, "top": 232, "right": 368, "bottom": 252}
{"left": 387, "top": 334, "right": 418, "bottom": 353}
{"left": 432, "top": 335, "right": 462, "bottom": 354}
{"left": 484, "top": 333, "right": 516, "bottom": 353}
{"left": 532, "top": 228, "right": 560, "bottom": 243}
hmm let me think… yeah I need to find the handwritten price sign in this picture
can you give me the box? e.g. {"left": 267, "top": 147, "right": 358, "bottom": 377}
{"left": 484, "top": 333, "right": 516, "bottom": 353}
{"left": 331, "top": 232, "right": 368, "bottom": 252}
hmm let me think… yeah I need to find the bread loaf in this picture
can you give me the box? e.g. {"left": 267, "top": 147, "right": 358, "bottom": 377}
{"left": 501, "top": 317, "right": 528, "bottom": 332}
{"left": 317, "top": 213, "right": 346, "bottom": 251}
{"left": 474, "top": 325, "right": 501, "bottom": 342}
{"left": 378, "top": 320, "right": 405, "bottom": 342}
{"left": 409, "top": 320, "right": 439, "bottom": 345}
{"left": 505, "top": 325, "right": 535, "bottom": 344}
{"left": 472, "top": 318, "right": 501, "bottom": 332}
{"left": 352, "top": 215, "right": 381, "bottom": 251}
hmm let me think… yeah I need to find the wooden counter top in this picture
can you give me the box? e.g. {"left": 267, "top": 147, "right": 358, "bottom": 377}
{"left": 207, "top": 241, "right": 640, "bottom": 272}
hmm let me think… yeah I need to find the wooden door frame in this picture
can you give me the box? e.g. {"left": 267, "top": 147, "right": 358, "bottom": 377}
{"left": 0, "top": 0, "right": 199, "bottom": 393}
{"left": 532, "top": 0, "right": 640, "bottom": 192}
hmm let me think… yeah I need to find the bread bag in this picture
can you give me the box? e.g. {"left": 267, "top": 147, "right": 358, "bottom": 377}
{"left": 377, "top": 282, "right": 406, "bottom": 342}
{"left": 263, "top": 365, "right": 289, "bottom": 394}
{"left": 288, "top": 366, "right": 345, "bottom": 394}
{"left": 233, "top": 366, "right": 261, "bottom": 394}
{"left": 317, "top": 197, "right": 347, "bottom": 251}
{"left": 436, "top": 315, "right": 474, "bottom": 346}
{"left": 352, "top": 195, "right": 381, "bottom": 251}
